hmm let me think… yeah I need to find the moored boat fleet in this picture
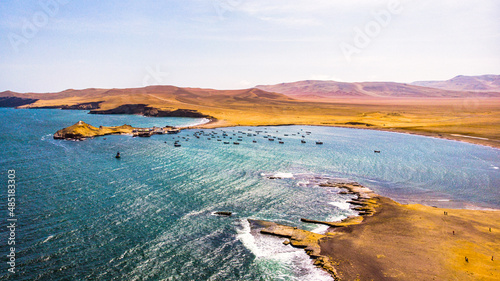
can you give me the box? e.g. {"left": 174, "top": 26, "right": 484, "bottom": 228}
{"left": 167, "top": 128, "right": 325, "bottom": 147}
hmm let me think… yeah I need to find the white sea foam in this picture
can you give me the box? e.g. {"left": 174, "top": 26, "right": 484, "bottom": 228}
{"left": 310, "top": 224, "right": 330, "bottom": 234}
{"left": 236, "top": 219, "right": 332, "bottom": 281}
{"left": 42, "top": 235, "right": 54, "bottom": 243}
{"left": 177, "top": 118, "right": 211, "bottom": 128}
{"left": 236, "top": 219, "right": 264, "bottom": 257}
{"left": 273, "top": 172, "right": 294, "bottom": 179}
{"left": 328, "top": 201, "right": 351, "bottom": 210}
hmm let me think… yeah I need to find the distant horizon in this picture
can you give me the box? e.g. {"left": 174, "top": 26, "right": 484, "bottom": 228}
{"left": 1, "top": 1, "right": 499, "bottom": 93}
{"left": 1, "top": 73, "right": 498, "bottom": 94}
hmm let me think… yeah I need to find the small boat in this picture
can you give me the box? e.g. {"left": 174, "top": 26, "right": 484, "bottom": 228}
{"left": 268, "top": 138, "right": 274, "bottom": 141}
{"left": 374, "top": 150, "right": 381, "bottom": 153}
{"left": 174, "top": 143, "right": 181, "bottom": 147}
{"left": 279, "top": 141, "right": 284, "bottom": 144}
{"left": 316, "top": 141, "right": 323, "bottom": 145}
{"left": 301, "top": 140, "right": 306, "bottom": 143}
{"left": 253, "top": 140, "right": 257, "bottom": 143}
{"left": 224, "top": 142, "right": 230, "bottom": 144}
{"left": 217, "top": 139, "right": 222, "bottom": 141}
{"left": 115, "top": 152, "right": 121, "bottom": 159}
{"left": 233, "top": 142, "right": 240, "bottom": 145}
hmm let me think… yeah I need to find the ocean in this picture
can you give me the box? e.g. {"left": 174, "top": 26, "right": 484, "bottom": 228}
{"left": 1, "top": 108, "right": 499, "bottom": 280}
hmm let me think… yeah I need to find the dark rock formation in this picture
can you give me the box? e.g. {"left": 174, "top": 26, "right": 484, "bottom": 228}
{"left": 214, "top": 211, "right": 232, "bottom": 216}
{"left": 0, "top": 97, "right": 38, "bottom": 107}
{"left": 37, "top": 101, "right": 103, "bottom": 110}
{"left": 89, "top": 104, "right": 211, "bottom": 118}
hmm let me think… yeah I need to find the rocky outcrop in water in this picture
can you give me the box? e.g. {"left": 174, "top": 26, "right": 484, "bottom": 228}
{"left": 53, "top": 121, "right": 135, "bottom": 140}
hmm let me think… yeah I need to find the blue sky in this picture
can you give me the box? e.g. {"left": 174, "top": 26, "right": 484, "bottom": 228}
{"left": 1, "top": 0, "right": 499, "bottom": 92}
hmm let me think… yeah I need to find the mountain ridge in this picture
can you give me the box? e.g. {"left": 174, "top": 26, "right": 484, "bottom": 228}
{"left": 256, "top": 77, "right": 500, "bottom": 100}
{"left": 411, "top": 75, "right": 500, "bottom": 92}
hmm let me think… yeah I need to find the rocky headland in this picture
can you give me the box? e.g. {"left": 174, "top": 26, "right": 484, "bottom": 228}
{"left": 53, "top": 121, "right": 180, "bottom": 140}
{"left": 254, "top": 181, "right": 499, "bottom": 280}
{"left": 0, "top": 96, "right": 39, "bottom": 107}
{"left": 37, "top": 101, "right": 103, "bottom": 110}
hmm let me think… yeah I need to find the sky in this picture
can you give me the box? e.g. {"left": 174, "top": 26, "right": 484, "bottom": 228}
{"left": 0, "top": 0, "right": 499, "bottom": 93}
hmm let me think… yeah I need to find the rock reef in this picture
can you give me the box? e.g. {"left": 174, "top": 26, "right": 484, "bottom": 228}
{"left": 254, "top": 181, "right": 379, "bottom": 281}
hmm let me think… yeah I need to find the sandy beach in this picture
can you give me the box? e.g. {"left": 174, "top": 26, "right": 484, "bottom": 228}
{"left": 257, "top": 182, "right": 500, "bottom": 280}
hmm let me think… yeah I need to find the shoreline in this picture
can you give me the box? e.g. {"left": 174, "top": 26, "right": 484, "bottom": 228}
{"left": 255, "top": 181, "right": 499, "bottom": 280}
{"left": 13, "top": 107, "right": 499, "bottom": 279}
{"left": 194, "top": 120, "right": 500, "bottom": 150}
{"left": 10, "top": 102, "right": 498, "bottom": 149}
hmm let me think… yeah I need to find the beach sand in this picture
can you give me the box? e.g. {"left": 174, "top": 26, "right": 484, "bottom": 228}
{"left": 258, "top": 182, "right": 500, "bottom": 281}
{"left": 320, "top": 196, "right": 499, "bottom": 280}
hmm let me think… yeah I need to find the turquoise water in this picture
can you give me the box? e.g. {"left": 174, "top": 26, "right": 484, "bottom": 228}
{"left": 0, "top": 108, "right": 499, "bottom": 280}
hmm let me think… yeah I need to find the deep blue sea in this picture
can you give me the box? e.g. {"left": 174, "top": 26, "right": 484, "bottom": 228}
{"left": 0, "top": 108, "right": 499, "bottom": 280}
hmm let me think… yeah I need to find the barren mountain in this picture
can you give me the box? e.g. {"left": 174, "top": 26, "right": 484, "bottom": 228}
{"left": 256, "top": 80, "right": 500, "bottom": 100}
{"left": 411, "top": 75, "right": 500, "bottom": 92}
{"left": 1, "top": 82, "right": 500, "bottom": 148}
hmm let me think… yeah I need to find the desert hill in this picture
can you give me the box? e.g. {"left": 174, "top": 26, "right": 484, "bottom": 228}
{"left": 1, "top": 81, "right": 500, "bottom": 148}
{"left": 411, "top": 75, "right": 500, "bottom": 92}
{"left": 256, "top": 79, "right": 500, "bottom": 100}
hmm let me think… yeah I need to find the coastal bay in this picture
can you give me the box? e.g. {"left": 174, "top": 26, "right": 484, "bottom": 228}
{"left": 2, "top": 85, "right": 500, "bottom": 148}
{"left": 1, "top": 108, "right": 499, "bottom": 280}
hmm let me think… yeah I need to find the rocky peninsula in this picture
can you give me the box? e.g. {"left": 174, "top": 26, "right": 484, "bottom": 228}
{"left": 53, "top": 121, "right": 180, "bottom": 140}
{"left": 255, "top": 181, "right": 499, "bottom": 280}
